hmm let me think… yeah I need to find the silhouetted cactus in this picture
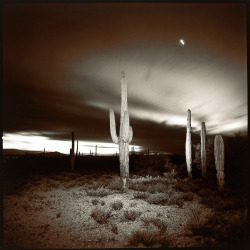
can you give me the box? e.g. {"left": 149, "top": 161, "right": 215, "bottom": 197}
{"left": 110, "top": 71, "right": 133, "bottom": 192}
{"left": 70, "top": 131, "right": 75, "bottom": 171}
{"left": 214, "top": 135, "right": 225, "bottom": 192}
{"left": 201, "top": 122, "right": 206, "bottom": 178}
{"left": 185, "top": 109, "right": 192, "bottom": 178}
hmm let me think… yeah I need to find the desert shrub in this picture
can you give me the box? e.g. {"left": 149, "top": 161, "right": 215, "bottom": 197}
{"left": 159, "top": 236, "right": 172, "bottom": 248}
{"left": 129, "top": 181, "right": 148, "bottom": 192}
{"left": 107, "top": 177, "right": 122, "bottom": 191}
{"left": 186, "top": 208, "right": 205, "bottom": 235}
{"left": 128, "top": 230, "right": 159, "bottom": 247}
{"left": 147, "top": 193, "right": 169, "bottom": 205}
{"left": 147, "top": 183, "right": 166, "bottom": 193}
{"left": 188, "top": 210, "right": 248, "bottom": 246}
{"left": 111, "top": 200, "right": 123, "bottom": 210}
{"left": 123, "top": 210, "right": 142, "bottom": 221}
{"left": 86, "top": 187, "right": 113, "bottom": 197}
{"left": 110, "top": 223, "right": 118, "bottom": 234}
{"left": 173, "top": 181, "right": 190, "bottom": 192}
{"left": 90, "top": 207, "right": 112, "bottom": 224}
{"left": 100, "top": 200, "right": 105, "bottom": 206}
{"left": 131, "top": 153, "right": 167, "bottom": 176}
{"left": 182, "top": 192, "right": 194, "bottom": 201}
{"left": 133, "top": 191, "right": 150, "bottom": 199}
{"left": 166, "top": 192, "right": 184, "bottom": 208}
{"left": 91, "top": 198, "right": 99, "bottom": 205}
{"left": 90, "top": 181, "right": 103, "bottom": 190}
{"left": 141, "top": 217, "right": 167, "bottom": 234}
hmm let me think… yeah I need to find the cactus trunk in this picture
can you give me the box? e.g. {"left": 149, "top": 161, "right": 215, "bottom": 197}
{"left": 214, "top": 135, "right": 225, "bottom": 192}
{"left": 70, "top": 131, "right": 75, "bottom": 171}
{"left": 109, "top": 71, "right": 133, "bottom": 193}
{"left": 185, "top": 109, "right": 192, "bottom": 178}
{"left": 201, "top": 122, "right": 206, "bottom": 178}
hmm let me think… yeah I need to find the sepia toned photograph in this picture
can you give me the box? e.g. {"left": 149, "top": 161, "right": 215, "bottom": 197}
{"left": 2, "top": 1, "right": 248, "bottom": 248}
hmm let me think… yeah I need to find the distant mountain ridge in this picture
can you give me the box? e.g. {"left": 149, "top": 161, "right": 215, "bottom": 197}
{"left": 3, "top": 149, "right": 66, "bottom": 157}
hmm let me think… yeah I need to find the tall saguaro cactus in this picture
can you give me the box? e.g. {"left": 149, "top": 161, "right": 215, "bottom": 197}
{"left": 214, "top": 135, "right": 225, "bottom": 192}
{"left": 109, "top": 71, "right": 133, "bottom": 192}
{"left": 70, "top": 131, "right": 75, "bottom": 171}
{"left": 201, "top": 122, "right": 207, "bottom": 178}
{"left": 185, "top": 109, "right": 192, "bottom": 178}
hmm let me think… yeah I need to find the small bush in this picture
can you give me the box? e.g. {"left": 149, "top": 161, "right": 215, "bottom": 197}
{"left": 111, "top": 200, "right": 123, "bottom": 210}
{"left": 91, "top": 198, "right": 99, "bottom": 205}
{"left": 174, "top": 181, "right": 190, "bottom": 192}
{"left": 129, "top": 181, "right": 148, "bottom": 192}
{"left": 90, "top": 181, "right": 103, "bottom": 190}
{"left": 147, "top": 193, "right": 168, "bottom": 205}
{"left": 182, "top": 192, "right": 194, "bottom": 201}
{"left": 146, "top": 183, "right": 166, "bottom": 194}
{"left": 133, "top": 191, "right": 150, "bottom": 199}
{"left": 128, "top": 230, "right": 159, "bottom": 247}
{"left": 166, "top": 192, "right": 184, "bottom": 207}
{"left": 90, "top": 207, "right": 112, "bottom": 224}
{"left": 142, "top": 217, "right": 167, "bottom": 234}
{"left": 187, "top": 209, "right": 248, "bottom": 246}
{"left": 86, "top": 187, "right": 113, "bottom": 197}
{"left": 107, "top": 177, "right": 122, "bottom": 191}
{"left": 110, "top": 223, "right": 118, "bottom": 234}
{"left": 124, "top": 210, "right": 142, "bottom": 221}
{"left": 100, "top": 200, "right": 105, "bottom": 206}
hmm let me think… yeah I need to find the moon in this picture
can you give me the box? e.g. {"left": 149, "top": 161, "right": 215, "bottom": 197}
{"left": 180, "top": 39, "right": 185, "bottom": 45}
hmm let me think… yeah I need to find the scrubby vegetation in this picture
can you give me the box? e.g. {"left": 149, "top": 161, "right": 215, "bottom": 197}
{"left": 3, "top": 134, "right": 248, "bottom": 248}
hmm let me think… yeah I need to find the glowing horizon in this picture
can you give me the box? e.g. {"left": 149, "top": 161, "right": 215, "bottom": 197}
{"left": 2, "top": 132, "right": 143, "bottom": 155}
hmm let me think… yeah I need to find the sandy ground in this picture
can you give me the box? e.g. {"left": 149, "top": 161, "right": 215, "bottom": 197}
{"left": 3, "top": 172, "right": 215, "bottom": 248}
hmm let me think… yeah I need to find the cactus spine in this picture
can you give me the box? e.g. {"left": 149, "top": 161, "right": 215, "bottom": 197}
{"left": 201, "top": 122, "right": 206, "bottom": 178}
{"left": 185, "top": 109, "right": 192, "bottom": 178}
{"left": 214, "top": 135, "right": 225, "bottom": 192}
{"left": 109, "top": 71, "right": 133, "bottom": 192}
{"left": 70, "top": 131, "right": 75, "bottom": 171}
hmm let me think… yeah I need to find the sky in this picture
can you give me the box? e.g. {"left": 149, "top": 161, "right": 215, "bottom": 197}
{"left": 2, "top": 2, "right": 247, "bottom": 155}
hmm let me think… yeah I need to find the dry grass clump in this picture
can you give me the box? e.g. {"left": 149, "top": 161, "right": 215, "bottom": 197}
{"left": 182, "top": 191, "right": 195, "bottom": 201}
{"left": 107, "top": 177, "right": 122, "bottom": 191}
{"left": 86, "top": 187, "right": 113, "bottom": 197}
{"left": 173, "top": 181, "right": 190, "bottom": 192}
{"left": 91, "top": 198, "right": 99, "bottom": 205}
{"left": 90, "top": 207, "right": 112, "bottom": 224}
{"left": 186, "top": 208, "right": 247, "bottom": 246}
{"left": 128, "top": 230, "right": 159, "bottom": 247}
{"left": 110, "top": 224, "right": 118, "bottom": 234}
{"left": 123, "top": 210, "right": 142, "bottom": 221}
{"left": 110, "top": 200, "right": 123, "bottom": 210}
{"left": 141, "top": 217, "right": 167, "bottom": 234}
{"left": 146, "top": 193, "right": 169, "bottom": 205}
{"left": 147, "top": 182, "right": 166, "bottom": 193}
{"left": 166, "top": 192, "right": 184, "bottom": 208}
{"left": 133, "top": 191, "right": 150, "bottom": 199}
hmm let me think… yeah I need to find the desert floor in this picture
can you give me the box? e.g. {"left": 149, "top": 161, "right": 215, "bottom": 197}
{"left": 3, "top": 169, "right": 247, "bottom": 248}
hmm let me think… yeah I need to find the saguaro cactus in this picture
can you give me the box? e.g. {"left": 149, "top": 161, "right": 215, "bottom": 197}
{"left": 185, "top": 109, "right": 192, "bottom": 178}
{"left": 70, "top": 131, "right": 75, "bottom": 171}
{"left": 201, "top": 122, "right": 206, "bottom": 178}
{"left": 214, "top": 135, "right": 225, "bottom": 192}
{"left": 110, "top": 71, "right": 133, "bottom": 192}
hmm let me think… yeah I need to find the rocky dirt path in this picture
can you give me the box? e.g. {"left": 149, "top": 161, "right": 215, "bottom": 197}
{"left": 3, "top": 173, "right": 214, "bottom": 248}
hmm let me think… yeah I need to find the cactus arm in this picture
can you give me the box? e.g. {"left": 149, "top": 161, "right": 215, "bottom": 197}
{"left": 128, "top": 126, "right": 133, "bottom": 143}
{"left": 110, "top": 109, "right": 119, "bottom": 144}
